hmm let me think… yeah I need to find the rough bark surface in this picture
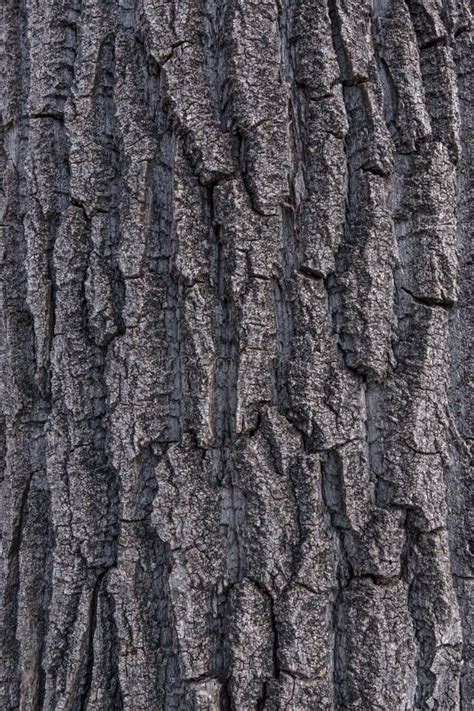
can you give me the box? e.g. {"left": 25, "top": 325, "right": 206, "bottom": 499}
{"left": 0, "top": 0, "right": 472, "bottom": 709}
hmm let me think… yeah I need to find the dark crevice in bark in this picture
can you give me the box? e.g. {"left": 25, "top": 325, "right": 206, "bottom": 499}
{"left": 210, "top": 187, "right": 238, "bottom": 448}
{"left": 3, "top": 466, "right": 34, "bottom": 707}
{"left": 321, "top": 448, "right": 352, "bottom": 707}
{"left": 36, "top": 488, "right": 54, "bottom": 711}
{"left": 401, "top": 286, "right": 454, "bottom": 310}
{"left": 29, "top": 113, "right": 65, "bottom": 122}
{"left": 404, "top": 515, "right": 438, "bottom": 708}
{"left": 202, "top": 0, "right": 229, "bottom": 132}
{"left": 79, "top": 570, "right": 109, "bottom": 711}
{"left": 273, "top": 206, "right": 296, "bottom": 416}
{"left": 447, "top": 28, "right": 473, "bottom": 709}
{"left": 208, "top": 177, "right": 242, "bottom": 705}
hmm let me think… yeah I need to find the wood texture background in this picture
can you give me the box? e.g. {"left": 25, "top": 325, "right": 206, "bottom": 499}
{"left": 1, "top": 0, "right": 472, "bottom": 708}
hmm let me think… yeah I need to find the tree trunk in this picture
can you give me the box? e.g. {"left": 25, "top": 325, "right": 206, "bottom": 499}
{"left": 1, "top": 0, "right": 472, "bottom": 709}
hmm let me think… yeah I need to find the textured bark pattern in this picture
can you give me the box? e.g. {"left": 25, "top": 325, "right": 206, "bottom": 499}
{"left": 0, "top": 0, "right": 472, "bottom": 709}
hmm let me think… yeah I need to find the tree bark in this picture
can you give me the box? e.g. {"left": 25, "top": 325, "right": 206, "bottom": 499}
{"left": 1, "top": 0, "right": 472, "bottom": 709}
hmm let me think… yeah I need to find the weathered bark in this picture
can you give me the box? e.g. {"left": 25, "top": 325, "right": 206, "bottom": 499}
{"left": 0, "top": 0, "right": 472, "bottom": 708}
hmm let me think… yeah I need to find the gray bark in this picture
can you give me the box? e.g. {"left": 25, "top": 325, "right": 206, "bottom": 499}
{"left": 0, "top": 0, "right": 472, "bottom": 709}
